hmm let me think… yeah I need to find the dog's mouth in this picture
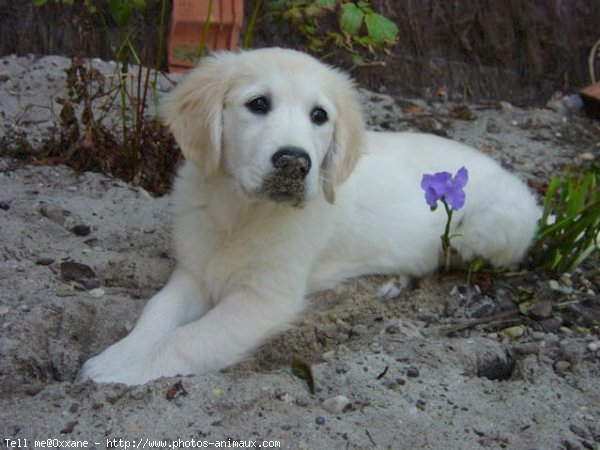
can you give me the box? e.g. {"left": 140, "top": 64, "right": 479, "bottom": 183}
{"left": 258, "top": 165, "right": 308, "bottom": 205}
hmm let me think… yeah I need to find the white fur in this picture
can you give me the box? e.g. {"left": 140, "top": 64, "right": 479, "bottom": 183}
{"left": 81, "top": 48, "right": 539, "bottom": 385}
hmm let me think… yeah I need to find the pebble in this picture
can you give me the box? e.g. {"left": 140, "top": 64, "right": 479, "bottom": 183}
{"left": 586, "top": 341, "right": 600, "bottom": 352}
{"left": 569, "top": 423, "right": 588, "bottom": 439}
{"left": 554, "top": 360, "right": 571, "bottom": 375}
{"left": 89, "top": 288, "right": 105, "bottom": 298}
{"left": 315, "top": 416, "right": 325, "bottom": 425}
{"left": 501, "top": 326, "right": 524, "bottom": 339}
{"left": 548, "top": 279, "right": 573, "bottom": 295}
{"left": 72, "top": 224, "right": 91, "bottom": 236}
{"left": 528, "top": 301, "right": 553, "bottom": 320}
{"left": 580, "top": 152, "right": 594, "bottom": 161}
{"left": 35, "top": 257, "right": 54, "bottom": 266}
{"left": 385, "top": 318, "right": 400, "bottom": 334}
{"left": 39, "top": 203, "right": 66, "bottom": 226}
{"left": 322, "top": 350, "right": 335, "bottom": 361}
{"left": 377, "top": 281, "right": 402, "bottom": 299}
{"left": 295, "top": 396, "right": 309, "bottom": 407}
{"left": 322, "top": 395, "right": 351, "bottom": 414}
{"left": 406, "top": 366, "right": 420, "bottom": 378}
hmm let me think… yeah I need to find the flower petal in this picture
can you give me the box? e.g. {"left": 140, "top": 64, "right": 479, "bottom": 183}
{"left": 453, "top": 166, "right": 469, "bottom": 188}
{"left": 424, "top": 187, "right": 439, "bottom": 207}
{"left": 446, "top": 188, "right": 466, "bottom": 210}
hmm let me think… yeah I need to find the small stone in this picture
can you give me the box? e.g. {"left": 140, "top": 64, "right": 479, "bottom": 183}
{"left": 56, "top": 283, "right": 75, "bottom": 297}
{"left": 569, "top": 424, "right": 588, "bottom": 439}
{"left": 529, "top": 301, "right": 553, "bottom": 320}
{"left": 385, "top": 318, "right": 400, "bottom": 334}
{"left": 395, "top": 378, "right": 406, "bottom": 385}
{"left": 36, "top": 257, "right": 54, "bottom": 266}
{"left": 296, "top": 396, "right": 309, "bottom": 407}
{"left": 548, "top": 280, "right": 560, "bottom": 290}
{"left": 322, "top": 350, "right": 335, "bottom": 361}
{"left": 315, "top": 416, "right": 325, "bottom": 425}
{"left": 378, "top": 281, "right": 402, "bottom": 299}
{"left": 0, "top": 201, "right": 10, "bottom": 210}
{"left": 322, "top": 395, "right": 351, "bottom": 414}
{"left": 275, "top": 392, "right": 295, "bottom": 404}
{"left": 72, "top": 224, "right": 91, "bottom": 236}
{"left": 335, "top": 363, "right": 350, "bottom": 374}
{"left": 406, "top": 366, "right": 420, "bottom": 378}
{"left": 554, "top": 360, "right": 571, "bottom": 375}
{"left": 39, "top": 204, "right": 66, "bottom": 226}
{"left": 539, "top": 318, "right": 562, "bottom": 333}
{"left": 89, "top": 288, "right": 105, "bottom": 298}
{"left": 371, "top": 343, "right": 382, "bottom": 353}
{"left": 580, "top": 152, "right": 594, "bottom": 161}
{"left": 586, "top": 341, "right": 600, "bottom": 352}
{"left": 416, "top": 399, "right": 426, "bottom": 410}
{"left": 501, "top": 326, "right": 524, "bottom": 339}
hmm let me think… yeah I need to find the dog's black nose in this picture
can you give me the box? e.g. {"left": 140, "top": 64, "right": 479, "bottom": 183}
{"left": 271, "top": 147, "right": 311, "bottom": 178}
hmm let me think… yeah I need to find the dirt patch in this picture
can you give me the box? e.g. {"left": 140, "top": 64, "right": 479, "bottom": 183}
{"left": 0, "top": 55, "right": 599, "bottom": 449}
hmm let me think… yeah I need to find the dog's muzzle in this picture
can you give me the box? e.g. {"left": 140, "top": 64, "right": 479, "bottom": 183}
{"left": 259, "top": 147, "right": 311, "bottom": 203}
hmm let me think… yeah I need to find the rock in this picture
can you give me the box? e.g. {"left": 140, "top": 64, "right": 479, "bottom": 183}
{"left": 580, "top": 152, "right": 594, "bottom": 161}
{"left": 378, "top": 281, "right": 402, "bottom": 299}
{"left": 89, "top": 288, "right": 105, "bottom": 298}
{"left": 322, "top": 395, "right": 351, "bottom": 414}
{"left": 322, "top": 350, "right": 335, "bottom": 361}
{"left": 60, "top": 261, "right": 99, "bottom": 289}
{"left": 35, "top": 257, "right": 54, "bottom": 266}
{"left": 406, "top": 366, "right": 420, "bottom": 378}
{"left": 72, "top": 224, "right": 91, "bottom": 236}
{"left": 548, "top": 279, "right": 573, "bottom": 295}
{"left": 529, "top": 301, "right": 553, "bottom": 320}
{"left": 501, "top": 326, "right": 524, "bottom": 339}
{"left": 587, "top": 341, "right": 600, "bottom": 352}
{"left": 39, "top": 203, "right": 66, "bottom": 226}
{"left": 569, "top": 423, "right": 588, "bottom": 439}
{"left": 554, "top": 360, "right": 571, "bottom": 375}
{"left": 315, "top": 416, "right": 325, "bottom": 425}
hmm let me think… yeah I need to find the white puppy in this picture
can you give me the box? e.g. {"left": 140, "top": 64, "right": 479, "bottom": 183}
{"left": 81, "top": 48, "right": 539, "bottom": 385}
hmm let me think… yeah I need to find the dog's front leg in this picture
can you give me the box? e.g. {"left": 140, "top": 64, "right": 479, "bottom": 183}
{"left": 80, "top": 267, "right": 211, "bottom": 385}
{"left": 144, "top": 287, "right": 306, "bottom": 379}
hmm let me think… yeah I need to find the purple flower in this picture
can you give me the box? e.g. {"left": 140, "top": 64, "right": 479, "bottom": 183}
{"left": 420, "top": 166, "right": 469, "bottom": 211}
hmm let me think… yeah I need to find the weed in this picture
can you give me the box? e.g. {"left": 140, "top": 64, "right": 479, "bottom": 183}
{"left": 266, "top": 0, "right": 398, "bottom": 64}
{"left": 529, "top": 165, "right": 599, "bottom": 273}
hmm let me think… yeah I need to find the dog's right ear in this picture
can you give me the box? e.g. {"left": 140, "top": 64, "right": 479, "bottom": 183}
{"left": 162, "top": 53, "right": 232, "bottom": 177}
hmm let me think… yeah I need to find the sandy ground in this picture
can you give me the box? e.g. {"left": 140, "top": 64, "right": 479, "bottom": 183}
{"left": 0, "top": 54, "right": 599, "bottom": 449}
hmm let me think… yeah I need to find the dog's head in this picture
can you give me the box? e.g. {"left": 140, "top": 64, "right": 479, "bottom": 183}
{"left": 162, "top": 48, "right": 364, "bottom": 204}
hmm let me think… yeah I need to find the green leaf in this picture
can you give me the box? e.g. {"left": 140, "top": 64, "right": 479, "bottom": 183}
{"left": 341, "top": 3, "right": 364, "bottom": 36}
{"left": 305, "top": 3, "right": 322, "bottom": 18}
{"left": 130, "top": 0, "right": 147, "bottom": 12}
{"left": 32, "top": 0, "right": 48, "bottom": 6}
{"left": 315, "top": 0, "right": 336, "bottom": 8}
{"left": 291, "top": 356, "right": 315, "bottom": 394}
{"left": 364, "top": 12, "right": 398, "bottom": 46}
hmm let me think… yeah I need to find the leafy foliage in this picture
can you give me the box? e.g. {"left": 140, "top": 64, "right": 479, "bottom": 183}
{"left": 529, "top": 166, "right": 599, "bottom": 273}
{"left": 268, "top": 0, "right": 398, "bottom": 63}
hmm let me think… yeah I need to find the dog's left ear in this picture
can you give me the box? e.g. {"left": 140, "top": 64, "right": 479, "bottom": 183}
{"left": 321, "top": 74, "right": 365, "bottom": 203}
{"left": 162, "top": 53, "right": 233, "bottom": 177}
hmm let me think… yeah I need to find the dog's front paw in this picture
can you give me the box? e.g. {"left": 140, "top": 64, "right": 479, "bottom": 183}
{"left": 79, "top": 341, "right": 165, "bottom": 385}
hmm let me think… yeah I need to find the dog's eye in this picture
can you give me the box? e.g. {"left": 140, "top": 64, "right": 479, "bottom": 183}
{"left": 310, "top": 107, "right": 328, "bottom": 125}
{"left": 246, "top": 96, "right": 270, "bottom": 114}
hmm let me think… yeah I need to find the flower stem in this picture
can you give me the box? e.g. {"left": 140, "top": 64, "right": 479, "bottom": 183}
{"left": 441, "top": 198, "right": 453, "bottom": 272}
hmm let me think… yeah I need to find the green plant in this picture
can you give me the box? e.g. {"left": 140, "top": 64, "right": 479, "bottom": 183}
{"left": 266, "top": 0, "right": 398, "bottom": 63}
{"left": 529, "top": 166, "right": 600, "bottom": 273}
{"left": 30, "top": 0, "right": 178, "bottom": 195}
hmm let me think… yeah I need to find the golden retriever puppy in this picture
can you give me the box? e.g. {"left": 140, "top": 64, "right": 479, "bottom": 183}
{"left": 81, "top": 48, "right": 539, "bottom": 384}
